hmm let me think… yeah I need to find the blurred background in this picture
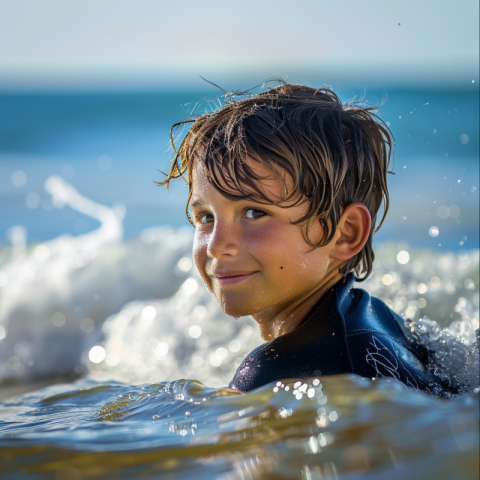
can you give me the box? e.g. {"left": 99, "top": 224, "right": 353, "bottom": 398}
{"left": 0, "top": 0, "right": 478, "bottom": 394}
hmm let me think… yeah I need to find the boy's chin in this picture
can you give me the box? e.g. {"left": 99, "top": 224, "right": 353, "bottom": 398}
{"left": 220, "top": 303, "right": 255, "bottom": 319}
{"left": 216, "top": 294, "right": 259, "bottom": 318}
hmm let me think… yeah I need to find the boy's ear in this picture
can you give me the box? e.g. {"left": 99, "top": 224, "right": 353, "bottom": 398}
{"left": 329, "top": 203, "right": 371, "bottom": 262}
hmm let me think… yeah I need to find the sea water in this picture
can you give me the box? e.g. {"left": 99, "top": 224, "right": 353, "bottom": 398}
{"left": 1, "top": 88, "right": 478, "bottom": 248}
{"left": 0, "top": 87, "right": 479, "bottom": 478}
{"left": 1, "top": 377, "right": 478, "bottom": 479}
{"left": 0, "top": 176, "right": 478, "bottom": 479}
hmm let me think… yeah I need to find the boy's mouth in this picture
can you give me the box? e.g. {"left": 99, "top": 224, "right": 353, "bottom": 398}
{"left": 212, "top": 271, "right": 257, "bottom": 285}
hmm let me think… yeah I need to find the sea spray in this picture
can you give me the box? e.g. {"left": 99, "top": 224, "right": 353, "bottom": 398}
{"left": 364, "top": 246, "right": 479, "bottom": 393}
{"left": 0, "top": 177, "right": 192, "bottom": 381}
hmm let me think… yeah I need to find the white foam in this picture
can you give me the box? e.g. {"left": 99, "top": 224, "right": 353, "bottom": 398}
{"left": 0, "top": 177, "right": 192, "bottom": 380}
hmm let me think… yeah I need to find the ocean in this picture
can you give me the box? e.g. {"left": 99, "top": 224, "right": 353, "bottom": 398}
{"left": 0, "top": 86, "right": 478, "bottom": 250}
{"left": 0, "top": 85, "right": 478, "bottom": 479}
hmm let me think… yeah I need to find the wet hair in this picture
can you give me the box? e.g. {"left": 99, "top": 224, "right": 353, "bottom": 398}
{"left": 158, "top": 81, "right": 394, "bottom": 280}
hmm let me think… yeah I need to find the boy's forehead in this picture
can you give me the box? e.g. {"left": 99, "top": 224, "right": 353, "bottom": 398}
{"left": 190, "top": 156, "right": 293, "bottom": 203}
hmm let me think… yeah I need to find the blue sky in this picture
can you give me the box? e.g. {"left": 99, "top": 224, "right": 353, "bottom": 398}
{"left": 0, "top": 0, "right": 478, "bottom": 90}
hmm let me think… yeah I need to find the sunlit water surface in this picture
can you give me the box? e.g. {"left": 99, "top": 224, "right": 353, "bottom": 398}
{"left": 1, "top": 376, "right": 478, "bottom": 479}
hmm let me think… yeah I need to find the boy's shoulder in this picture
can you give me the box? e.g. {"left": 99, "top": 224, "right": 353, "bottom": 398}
{"left": 338, "top": 274, "right": 410, "bottom": 345}
{"left": 336, "top": 275, "right": 434, "bottom": 390}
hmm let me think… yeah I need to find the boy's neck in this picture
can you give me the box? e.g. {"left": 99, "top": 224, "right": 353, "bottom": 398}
{"left": 252, "top": 264, "right": 344, "bottom": 341}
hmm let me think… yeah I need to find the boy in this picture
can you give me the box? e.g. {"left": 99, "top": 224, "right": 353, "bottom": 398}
{"left": 159, "top": 83, "right": 439, "bottom": 393}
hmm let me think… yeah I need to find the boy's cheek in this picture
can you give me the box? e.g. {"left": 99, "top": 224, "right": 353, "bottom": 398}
{"left": 193, "top": 231, "right": 207, "bottom": 258}
{"left": 193, "top": 234, "right": 210, "bottom": 285}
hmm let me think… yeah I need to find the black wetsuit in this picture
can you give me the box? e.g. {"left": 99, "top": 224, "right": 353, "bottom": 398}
{"left": 229, "top": 273, "right": 438, "bottom": 393}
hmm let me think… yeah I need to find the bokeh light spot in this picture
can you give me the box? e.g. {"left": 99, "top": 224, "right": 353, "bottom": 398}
{"left": 449, "top": 205, "right": 460, "bottom": 218}
{"left": 97, "top": 155, "right": 112, "bottom": 170}
{"left": 210, "top": 355, "right": 222, "bottom": 367}
{"left": 216, "top": 347, "right": 228, "bottom": 359}
{"left": 112, "top": 201, "right": 126, "bottom": 220}
{"left": 229, "top": 340, "right": 241, "bottom": 352}
{"left": 192, "top": 355, "right": 204, "bottom": 366}
{"left": 155, "top": 342, "right": 169, "bottom": 358}
{"left": 382, "top": 274, "right": 393, "bottom": 286}
{"left": 51, "top": 312, "right": 66, "bottom": 327}
{"left": 34, "top": 245, "right": 50, "bottom": 261}
{"left": 417, "top": 283, "right": 428, "bottom": 294}
{"left": 177, "top": 257, "right": 192, "bottom": 273}
{"left": 25, "top": 192, "right": 40, "bottom": 209}
{"left": 141, "top": 306, "right": 156, "bottom": 325}
{"left": 11, "top": 170, "right": 27, "bottom": 187}
{"left": 464, "top": 278, "right": 475, "bottom": 290}
{"left": 437, "top": 205, "right": 449, "bottom": 219}
{"left": 397, "top": 251, "right": 410, "bottom": 265}
{"left": 189, "top": 325, "right": 202, "bottom": 338}
{"left": 80, "top": 318, "right": 95, "bottom": 333}
{"left": 329, "top": 411, "right": 338, "bottom": 422}
{"left": 89, "top": 346, "right": 106, "bottom": 363}
{"left": 105, "top": 352, "right": 120, "bottom": 367}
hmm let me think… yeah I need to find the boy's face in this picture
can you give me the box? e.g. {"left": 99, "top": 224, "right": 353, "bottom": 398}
{"left": 190, "top": 157, "right": 337, "bottom": 319}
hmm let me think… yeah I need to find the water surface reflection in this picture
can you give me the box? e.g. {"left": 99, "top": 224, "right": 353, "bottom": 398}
{"left": 1, "top": 375, "right": 478, "bottom": 479}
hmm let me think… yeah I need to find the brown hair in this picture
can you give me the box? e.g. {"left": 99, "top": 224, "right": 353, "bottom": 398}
{"left": 158, "top": 82, "right": 394, "bottom": 280}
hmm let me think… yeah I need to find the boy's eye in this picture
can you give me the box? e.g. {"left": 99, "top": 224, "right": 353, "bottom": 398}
{"left": 195, "top": 213, "right": 214, "bottom": 225}
{"left": 244, "top": 208, "right": 266, "bottom": 219}
{"left": 192, "top": 209, "right": 266, "bottom": 225}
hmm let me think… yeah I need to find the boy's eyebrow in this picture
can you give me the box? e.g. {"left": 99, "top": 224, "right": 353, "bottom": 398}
{"left": 190, "top": 199, "right": 204, "bottom": 207}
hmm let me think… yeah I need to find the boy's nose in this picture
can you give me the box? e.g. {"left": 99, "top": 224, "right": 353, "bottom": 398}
{"left": 207, "top": 221, "right": 239, "bottom": 259}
